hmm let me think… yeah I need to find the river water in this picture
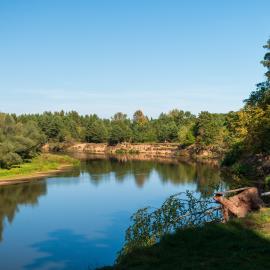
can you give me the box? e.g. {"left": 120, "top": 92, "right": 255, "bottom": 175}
{"left": 0, "top": 155, "right": 228, "bottom": 270}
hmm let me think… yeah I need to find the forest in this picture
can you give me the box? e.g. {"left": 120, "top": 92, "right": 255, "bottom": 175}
{"left": 0, "top": 39, "right": 269, "bottom": 174}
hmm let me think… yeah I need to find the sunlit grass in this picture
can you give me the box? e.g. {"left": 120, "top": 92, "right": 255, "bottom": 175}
{"left": 0, "top": 154, "right": 79, "bottom": 180}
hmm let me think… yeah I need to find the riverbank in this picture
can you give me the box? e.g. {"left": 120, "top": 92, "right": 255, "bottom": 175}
{"left": 101, "top": 208, "right": 270, "bottom": 270}
{"left": 0, "top": 154, "right": 79, "bottom": 185}
{"left": 46, "top": 142, "right": 270, "bottom": 183}
{"left": 44, "top": 142, "right": 223, "bottom": 165}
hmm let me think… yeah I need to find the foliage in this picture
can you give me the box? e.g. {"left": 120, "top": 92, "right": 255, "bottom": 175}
{"left": 244, "top": 82, "right": 270, "bottom": 109}
{"left": 132, "top": 111, "right": 157, "bottom": 142}
{"left": 154, "top": 110, "right": 196, "bottom": 143}
{"left": 85, "top": 119, "right": 109, "bottom": 143}
{"left": 177, "top": 124, "right": 196, "bottom": 146}
{"left": 244, "top": 106, "right": 270, "bottom": 154}
{"left": 156, "top": 120, "right": 178, "bottom": 142}
{"left": 0, "top": 113, "right": 45, "bottom": 169}
{"left": 117, "top": 191, "right": 221, "bottom": 261}
{"left": 222, "top": 142, "right": 244, "bottom": 166}
{"left": 13, "top": 108, "right": 229, "bottom": 152}
{"left": 109, "top": 120, "right": 132, "bottom": 145}
{"left": 245, "top": 39, "right": 270, "bottom": 108}
{"left": 195, "top": 112, "right": 227, "bottom": 147}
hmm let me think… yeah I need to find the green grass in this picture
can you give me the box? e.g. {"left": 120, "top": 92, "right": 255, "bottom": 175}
{"left": 101, "top": 208, "right": 270, "bottom": 270}
{"left": 0, "top": 154, "right": 79, "bottom": 180}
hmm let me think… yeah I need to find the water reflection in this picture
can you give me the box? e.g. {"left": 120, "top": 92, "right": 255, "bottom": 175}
{"left": 0, "top": 182, "right": 47, "bottom": 241}
{"left": 24, "top": 229, "right": 101, "bottom": 270}
{"left": 79, "top": 154, "right": 224, "bottom": 197}
{"left": 24, "top": 211, "right": 128, "bottom": 270}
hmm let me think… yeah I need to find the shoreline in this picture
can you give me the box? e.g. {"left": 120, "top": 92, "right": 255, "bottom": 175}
{"left": 0, "top": 143, "right": 225, "bottom": 187}
{"left": 0, "top": 154, "right": 79, "bottom": 186}
{"left": 0, "top": 165, "right": 74, "bottom": 186}
{"left": 46, "top": 142, "right": 223, "bottom": 166}
{"left": 69, "top": 151, "right": 220, "bottom": 168}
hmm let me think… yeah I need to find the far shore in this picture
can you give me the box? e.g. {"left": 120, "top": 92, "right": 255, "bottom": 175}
{"left": 0, "top": 147, "right": 220, "bottom": 187}
{"left": 45, "top": 142, "right": 222, "bottom": 165}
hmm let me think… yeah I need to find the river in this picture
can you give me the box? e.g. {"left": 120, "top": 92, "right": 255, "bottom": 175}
{"left": 0, "top": 154, "right": 228, "bottom": 270}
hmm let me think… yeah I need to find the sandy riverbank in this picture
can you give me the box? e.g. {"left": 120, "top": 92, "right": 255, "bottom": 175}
{"left": 52, "top": 142, "right": 222, "bottom": 165}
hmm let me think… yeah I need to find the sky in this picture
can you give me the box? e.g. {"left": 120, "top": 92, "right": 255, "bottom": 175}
{"left": 0, "top": 0, "right": 269, "bottom": 118}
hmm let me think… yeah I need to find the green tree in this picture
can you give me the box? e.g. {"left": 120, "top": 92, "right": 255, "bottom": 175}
{"left": 133, "top": 110, "right": 148, "bottom": 125}
{"left": 112, "top": 112, "right": 128, "bottom": 121}
{"left": 245, "top": 107, "right": 270, "bottom": 154}
{"left": 196, "top": 112, "right": 226, "bottom": 147}
{"left": 37, "top": 113, "right": 66, "bottom": 142}
{"left": 85, "top": 120, "right": 109, "bottom": 143}
{"left": 155, "top": 113, "right": 178, "bottom": 142}
{"left": 109, "top": 121, "right": 132, "bottom": 145}
{"left": 0, "top": 114, "right": 44, "bottom": 168}
{"left": 132, "top": 110, "right": 157, "bottom": 142}
{"left": 245, "top": 39, "right": 270, "bottom": 108}
{"left": 178, "top": 124, "right": 196, "bottom": 146}
{"left": 168, "top": 109, "right": 196, "bottom": 127}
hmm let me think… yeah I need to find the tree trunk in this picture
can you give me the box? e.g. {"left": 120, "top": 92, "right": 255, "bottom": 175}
{"left": 214, "top": 187, "right": 264, "bottom": 221}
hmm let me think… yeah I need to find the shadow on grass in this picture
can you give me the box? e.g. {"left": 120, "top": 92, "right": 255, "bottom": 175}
{"left": 101, "top": 215, "right": 270, "bottom": 270}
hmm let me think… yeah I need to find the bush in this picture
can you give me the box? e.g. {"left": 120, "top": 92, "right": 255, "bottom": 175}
{"left": 231, "top": 162, "right": 254, "bottom": 177}
{"left": 0, "top": 152, "right": 23, "bottom": 169}
{"left": 222, "top": 143, "right": 244, "bottom": 166}
{"left": 0, "top": 114, "right": 43, "bottom": 169}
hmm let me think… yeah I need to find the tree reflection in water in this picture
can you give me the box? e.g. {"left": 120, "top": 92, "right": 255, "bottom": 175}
{"left": 79, "top": 154, "right": 226, "bottom": 197}
{"left": 0, "top": 181, "right": 47, "bottom": 241}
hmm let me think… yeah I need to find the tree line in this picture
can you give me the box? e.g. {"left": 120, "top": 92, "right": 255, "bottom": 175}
{"left": 16, "top": 109, "right": 229, "bottom": 148}
{"left": 1, "top": 109, "right": 227, "bottom": 166}
{"left": 0, "top": 38, "right": 269, "bottom": 171}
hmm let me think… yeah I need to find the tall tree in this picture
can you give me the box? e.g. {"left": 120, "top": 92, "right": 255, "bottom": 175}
{"left": 245, "top": 39, "right": 270, "bottom": 108}
{"left": 133, "top": 110, "right": 148, "bottom": 125}
{"left": 109, "top": 121, "right": 132, "bottom": 145}
{"left": 0, "top": 114, "right": 44, "bottom": 168}
{"left": 85, "top": 120, "right": 109, "bottom": 143}
{"left": 195, "top": 112, "right": 226, "bottom": 147}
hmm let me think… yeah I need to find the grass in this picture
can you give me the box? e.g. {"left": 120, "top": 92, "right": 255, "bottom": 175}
{"left": 0, "top": 153, "right": 80, "bottom": 181}
{"left": 101, "top": 208, "right": 270, "bottom": 270}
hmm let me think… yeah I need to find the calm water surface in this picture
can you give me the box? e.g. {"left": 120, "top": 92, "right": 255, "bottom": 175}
{"left": 0, "top": 155, "right": 228, "bottom": 270}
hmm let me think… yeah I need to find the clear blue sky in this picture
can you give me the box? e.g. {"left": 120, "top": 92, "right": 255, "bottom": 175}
{"left": 0, "top": 0, "right": 269, "bottom": 117}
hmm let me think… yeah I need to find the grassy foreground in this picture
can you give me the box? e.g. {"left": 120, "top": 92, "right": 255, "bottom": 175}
{"left": 101, "top": 208, "right": 270, "bottom": 270}
{"left": 0, "top": 154, "right": 79, "bottom": 181}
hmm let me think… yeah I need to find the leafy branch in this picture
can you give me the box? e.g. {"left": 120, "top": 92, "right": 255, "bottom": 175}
{"left": 117, "top": 191, "right": 222, "bottom": 262}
